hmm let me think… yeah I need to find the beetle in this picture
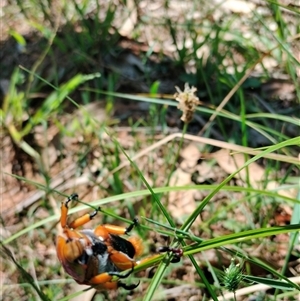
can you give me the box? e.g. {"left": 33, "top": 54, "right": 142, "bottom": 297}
{"left": 56, "top": 193, "right": 182, "bottom": 290}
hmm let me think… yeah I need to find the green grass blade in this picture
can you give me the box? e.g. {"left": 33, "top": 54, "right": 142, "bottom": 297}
{"left": 21, "top": 73, "right": 100, "bottom": 137}
{"left": 244, "top": 275, "right": 298, "bottom": 291}
{"left": 180, "top": 137, "right": 300, "bottom": 232}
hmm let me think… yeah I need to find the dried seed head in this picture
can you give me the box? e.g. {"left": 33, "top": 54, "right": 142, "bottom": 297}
{"left": 174, "top": 83, "right": 200, "bottom": 123}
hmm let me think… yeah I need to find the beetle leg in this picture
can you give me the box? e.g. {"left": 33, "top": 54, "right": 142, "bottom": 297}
{"left": 96, "top": 281, "right": 118, "bottom": 290}
{"left": 94, "top": 217, "right": 139, "bottom": 239}
{"left": 69, "top": 209, "right": 100, "bottom": 229}
{"left": 90, "top": 264, "right": 133, "bottom": 284}
{"left": 60, "top": 193, "right": 101, "bottom": 229}
{"left": 92, "top": 280, "right": 140, "bottom": 291}
{"left": 112, "top": 264, "right": 140, "bottom": 290}
{"left": 94, "top": 225, "right": 126, "bottom": 239}
{"left": 107, "top": 249, "right": 136, "bottom": 270}
{"left": 118, "top": 280, "right": 140, "bottom": 290}
{"left": 108, "top": 262, "right": 135, "bottom": 278}
{"left": 60, "top": 194, "right": 78, "bottom": 228}
{"left": 90, "top": 264, "right": 137, "bottom": 290}
{"left": 125, "top": 217, "right": 139, "bottom": 234}
{"left": 89, "top": 273, "right": 114, "bottom": 285}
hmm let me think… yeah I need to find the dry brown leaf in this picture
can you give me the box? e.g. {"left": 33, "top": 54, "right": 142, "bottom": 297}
{"left": 212, "top": 149, "right": 265, "bottom": 186}
{"left": 181, "top": 143, "right": 201, "bottom": 161}
{"left": 168, "top": 169, "right": 197, "bottom": 222}
{"left": 169, "top": 169, "right": 192, "bottom": 190}
{"left": 180, "top": 143, "right": 201, "bottom": 171}
{"left": 211, "top": 149, "right": 296, "bottom": 198}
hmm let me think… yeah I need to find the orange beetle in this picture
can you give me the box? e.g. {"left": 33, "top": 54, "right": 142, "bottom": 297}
{"left": 56, "top": 194, "right": 182, "bottom": 290}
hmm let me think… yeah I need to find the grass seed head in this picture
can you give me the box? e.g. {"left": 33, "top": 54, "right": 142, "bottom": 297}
{"left": 222, "top": 259, "right": 244, "bottom": 292}
{"left": 174, "top": 83, "right": 200, "bottom": 123}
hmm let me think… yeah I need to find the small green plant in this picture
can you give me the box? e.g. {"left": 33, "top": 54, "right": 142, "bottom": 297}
{"left": 222, "top": 259, "right": 244, "bottom": 297}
